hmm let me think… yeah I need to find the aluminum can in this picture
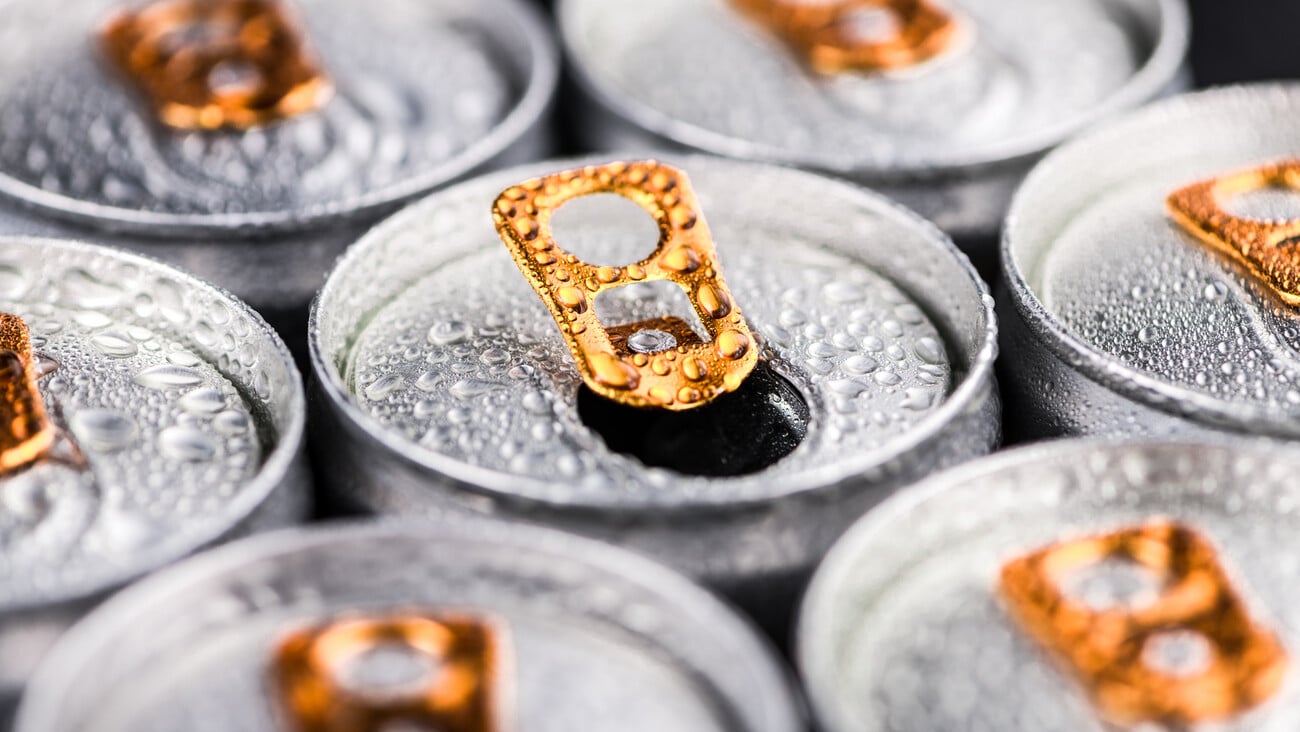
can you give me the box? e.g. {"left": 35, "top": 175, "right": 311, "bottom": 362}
{"left": 558, "top": 0, "right": 1189, "bottom": 264}
{"left": 309, "top": 155, "right": 1000, "bottom": 632}
{"left": 0, "top": 236, "right": 309, "bottom": 722}
{"left": 16, "top": 519, "right": 804, "bottom": 732}
{"left": 800, "top": 438, "right": 1300, "bottom": 732}
{"left": 1001, "top": 83, "right": 1300, "bottom": 443}
{"left": 0, "top": 0, "right": 559, "bottom": 350}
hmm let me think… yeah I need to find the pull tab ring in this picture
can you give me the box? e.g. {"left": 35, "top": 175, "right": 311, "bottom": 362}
{"left": 493, "top": 161, "right": 759, "bottom": 411}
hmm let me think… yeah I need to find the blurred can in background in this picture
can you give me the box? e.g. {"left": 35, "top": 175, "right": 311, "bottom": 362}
{"left": 800, "top": 439, "right": 1300, "bottom": 732}
{"left": 558, "top": 0, "right": 1189, "bottom": 267}
{"left": 0, "top": 237, "right": 308, "bottom": 722}
{"left": 308, "top": 155, "right": 1000, "bottom": 633}
{"left": 16, "top": 520, "right": 803, "bottom": 732}
{"left": 0, "top": 0, "right": 558, "bottom": 350}
{"left": 1002, "top": 83, "right": 1300, "bottom": 442}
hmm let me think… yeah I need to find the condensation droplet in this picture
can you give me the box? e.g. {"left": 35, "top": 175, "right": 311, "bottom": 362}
{"left": 178, "top": 388, "right": 227, "bottom": 415}
{"left": 70, "top": 409, "right": 136, "bottom": 452}
{"left": 135, "top": 364, "right": 204, "bottom": 390}
{"left": 428, "top": 321, "right": 470, "bottom": 346}
{"left": 364, "top": 374, "right": 405, "bottom": 401}
{"left": 450, "top": 379, "right": 504, "bottom": 399}
{"left": 159, "top": 426, "right": 217, "bottom": 462}
{"left": 90, "top": 332, "right": 138, "bottom": 358}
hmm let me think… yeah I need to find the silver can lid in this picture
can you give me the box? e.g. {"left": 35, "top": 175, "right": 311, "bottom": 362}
{"left": 0, "top": 0, "right": 557, "bottom": 235}
{"left": 1006, "top": 83, "right": 1300, "bottom": 438}
{"left": 16, "top": 520, "right": 803, "bottom": 732}
{"left": 560, "top": 0, "right": 1187, "bottom": 176}
{"left": 801, "top": 439, "right": 1300, "bottom": 732}
{"left": 311, "top": 156, "right": 995, "bottom": 511}
{"left": 0, "top": 236, "right": 305, "bottom": 613}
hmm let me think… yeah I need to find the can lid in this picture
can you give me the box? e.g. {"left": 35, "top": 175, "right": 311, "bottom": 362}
{"left": 560, "top": 0, "right": 1187, "bottom": 173}
{"left": 0, "top": 0, "right": 557, "bottom": 235}
{"left": 0, "top": 236, "right": 305, "bottom": 613}
{"left": 800, "top": 439, "right": 1300, "bottom": 732}
{"left": 16, "top": 521, "right": 803, "bottom": 732}
{"left": 1004, "top": 84, "right": 1300, "bottom": 437}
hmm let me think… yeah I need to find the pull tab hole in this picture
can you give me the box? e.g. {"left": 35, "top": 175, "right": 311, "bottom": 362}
{"left": 333, "top": 641, "right": 442, "bottom": 698}
{"left": 577, "top": 361, "right": 809, "bottom": 477}
{"left": 594, "top": 280, "right": 709, "bottom": 344}
{"left": 208, "top": 60, "right": 264, "bottom": 97}
{"left": 841, "top": 7, "right": 903, "bottom": 44}
{"left": 1059, "top": 556, "right": 1168, "bottom": 612}
{"left": 1219, "top": 181, "right": 1300, "bottom": 223}
{"left": 1142, "top": 630, "right": 1214, "bottom": 678}
{"left": 549, "top": 193, "right": 662, "bottom": 267}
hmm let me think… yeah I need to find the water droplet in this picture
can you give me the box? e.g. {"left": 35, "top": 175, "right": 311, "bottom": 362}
{"left": 522, "top": 391, "right": 551, "bottom": 415}
{"left": 364, "top": 374, "right": 404, "bottom": 401}
{"left": 902, "top": 388, "right": 933, "bottom": 410}
{"left": 1137, "top": 326, "right": 1156, "bottom": 344}
{"left": 914, "top": 337, "right": 944, "bottom": 364}
{"left": 508, "top": 364, "right": 536, "bottom": 380}
{"left": 822, "top": 281, "right": 865, "bottom": 303}
{"left": 450, "top": 379, "right": 503, "bottom": 399}
{"left": 214, "top": 410, "right": 250, "bottom": 435}
{"left": 844, "top": 355, "right": 879, "bottom": 374}
{"left": 179, "top": 388, "right": 226, "bottom": 414}
{"left": 807, "top": 342, "right": 837, "bottom": 359}
{"left": 828, "top": 379, "right": 868, "bottom": 397}
{"left": 874, "top": 370, "right": 902, "bottom": 386}
{"left": 415, "top": 372, "right": 439, "bottom": 392}
{"left": 862, "top": 336, "right": 884, "bottom": 352}
{"left": 167, "top": 351, "right": 202, "bottom": 367}
{"left": 894, "top": 305, "right": 924, "bottom": 324}
{"left": 628, "top": 329, "right": 677, "bottom": 354}
{"left": 70, "top": 409, "right": 136, "bottom": 452}
{"left": 61, "top": 268, "right": 123, "bottom": 308}
{"left": 414, "top": 399, "right": 438, "bottom": 419}
{"left": 100, "top": 504, "right": 164, "bottom": 551}
{"left": 881, "top": 320, "right": 903, "bottom": 338}
{"left": 135, "top": 364, "right": 203, "bottom": 390}
{"left": 427, "top": 321, "right": 470, "bottom": 346}
{"left": 479, "top": 349, "right": 509, "bottom": 366}
{"left": 74, "top": 311, "right": 112, "bottom": 330}
{"left": 91, "top": 332, "right": 138, "bottom": 358}
{"left": 159, "top": 426, "right": 216, "bottom": 462}
{"left": 1203, "top": 282, "right": 1227, "bottom": 301}
{"left": 0, "top": 264, "right": 28, "bottom": 299}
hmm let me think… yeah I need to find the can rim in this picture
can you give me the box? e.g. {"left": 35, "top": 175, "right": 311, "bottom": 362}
{"left": 556, "top": 0, "right": 1189, "bottom": 178}
{"left": 16, "top": 518, "right": 804, "bottom": 732}
{"left": 1002, "top": 82, "right": 1300, "bottom": 438}
{"left": 308, "top": 154, "right": 1000, "bottom": 513}
{"left": 0, "top": 235, "right": 307, "bottom": 614}
{"left": 795, "top": 436, "right": 1300, "bottom": 732}
{"left": 0, "top": 0, "right": 560, "bottom": 238}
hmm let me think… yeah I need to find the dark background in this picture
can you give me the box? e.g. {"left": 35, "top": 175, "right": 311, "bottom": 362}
{"left": 1188, "top": 0, "right": 1300, "bottom": 85}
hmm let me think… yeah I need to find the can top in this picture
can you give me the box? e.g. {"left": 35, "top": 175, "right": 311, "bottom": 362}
{"left": 311, "top": 155, "right": 996, "bottom": 510}
{"left": 0, "top": 236, "right": 304, "bottom": 612}
{"left": 800, "top": 439, "right": 1300, "bottom": 732}
{"left": 1005, "top": 83, "right": 1300, "bottom": 438}
{"left": 0, "top": 0, "right": 557, "bottom": 236}
{"left": 17, "top": 520, "right": 802, "bottom": 732}
{"left": 559, "top": 0, "right": 1187, "bottom": 175}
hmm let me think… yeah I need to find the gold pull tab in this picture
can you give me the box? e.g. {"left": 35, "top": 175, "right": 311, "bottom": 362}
{"left": 0, "top": 313, "right": 56, "bottom": 474}
{"left": 493, "top": 161, "right": 759, "bottom": 411}
{"left": 731, "top": 0, "right": 961, "bottom": 74}
{"left": 99, "top": 0, "right": 334, "bottom": 130}
{"left": 1000, "top": 520, "right": 1287, "bottom": 726}
{"left": 273, "top": 612, "right": 510, "bottom": 732}
{"left": 1169, "top": 161, "right": 1300, "bottom": 305}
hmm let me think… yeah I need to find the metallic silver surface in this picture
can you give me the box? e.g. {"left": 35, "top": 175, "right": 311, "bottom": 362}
{"left": 1002, "top": 83, "right": 1300, "bottom": 441}
{"left": 559, "top": 0, "right": 1189, "bottom": 240}
{"left": 800, "top": 439, "right": 1300, "bottom": 732}
{"left": 310, "top": 155, "right": 999, "bottom": 614}
{"left": 0, "top": 0, "right": 558, "bottom": 317}
{"left": 0, "top": 237, "right": 309, "bottom": 715}
{"left": 16, "top": 520, "right": 804, "bottom": 732}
